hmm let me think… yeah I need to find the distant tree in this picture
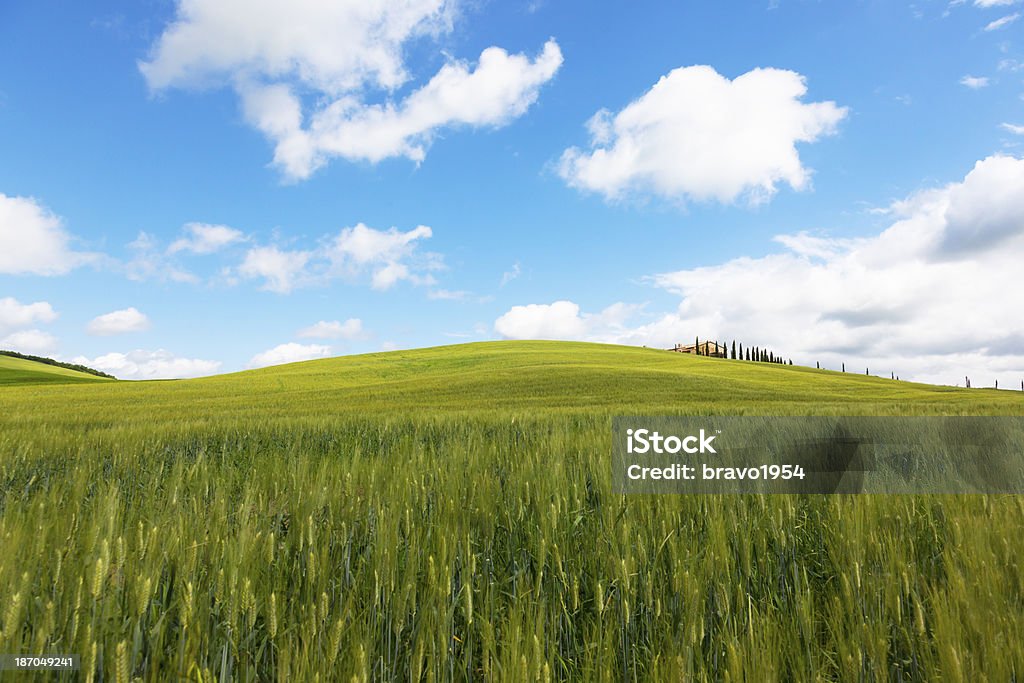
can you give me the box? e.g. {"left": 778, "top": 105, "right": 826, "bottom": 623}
{"left": 745, "top": 347, "right": 750, "bottom": 361}
{"left": 738, "top": 342, "right": 743, "bottom": 360}
{"left": 731, "top": 340, "right": 736, "bottom": 360}
{"left": 769, "top": 351, "right": 775, "bottom": 363}
{"left": 789, "top": 359, "right": 793, "bottom": 365}
{"left": 842, "top": 363, "right": 845, "bottom": 373}
{"left": 695, "top": 336, "right": 699, "bottom": 355}
{"left": 816, "top": 361, "right": 820, "bottom": 369}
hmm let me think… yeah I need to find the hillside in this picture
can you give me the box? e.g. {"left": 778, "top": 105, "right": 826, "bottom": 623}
{"left": 0, "top": 341, "right": 1020, "bottom": 427}
{"left": 0, "top": 352, "right": 114, "bottom": 385}
{"left": 2, "top": 340, "right": 1023, "bottom": 680}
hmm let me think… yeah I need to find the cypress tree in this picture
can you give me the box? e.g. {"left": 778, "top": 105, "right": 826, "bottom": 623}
{"left": 695, "top": 336, "right": 699, "bottom": 356}
{"left": 816, "top": 361, "right": 820, "bottom": 369}
{"left": 842, "top": 362, "right": 845, "bottom": 373}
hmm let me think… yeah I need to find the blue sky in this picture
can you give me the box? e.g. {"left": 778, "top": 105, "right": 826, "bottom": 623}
{"left": 1, "top": 0, "right": 1023, "bottom": 384}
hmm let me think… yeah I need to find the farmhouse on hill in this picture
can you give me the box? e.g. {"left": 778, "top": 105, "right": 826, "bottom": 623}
{"left": 669, "top": 341, "right": 727, "bottom": 358}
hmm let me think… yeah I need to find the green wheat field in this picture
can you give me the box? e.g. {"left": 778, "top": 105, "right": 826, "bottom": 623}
{"left": 1, "top": 341, "right": 1023, "bottom": 681}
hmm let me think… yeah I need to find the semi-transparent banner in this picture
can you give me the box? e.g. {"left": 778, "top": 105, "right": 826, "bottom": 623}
{"left": 612, "top": 417, "right": 1024, "bottom": 494}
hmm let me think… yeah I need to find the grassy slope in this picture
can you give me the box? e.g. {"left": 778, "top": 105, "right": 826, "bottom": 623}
{"left": 1, "top": 341, "right": 1020, "bottom": 423}
{"left": 0, "top": 354, "right": 112, "bottom": 385}
{"left": 2, "top": 341, "right": 1023, "bottom": 680}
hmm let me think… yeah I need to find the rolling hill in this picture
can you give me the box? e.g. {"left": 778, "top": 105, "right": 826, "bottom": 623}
{"left": 0, "top": 341, "right": 1020, "bottom": 419}
{"left": 0, "top": 352, "right": 114, "bottom": 385}
{"left": 1, "top": 341, "right": 1022, "bottom": 680}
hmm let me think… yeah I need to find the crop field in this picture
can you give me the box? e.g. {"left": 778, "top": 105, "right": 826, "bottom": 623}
{"left": 1, "top": 341, "right": 1022, "bottom": 681}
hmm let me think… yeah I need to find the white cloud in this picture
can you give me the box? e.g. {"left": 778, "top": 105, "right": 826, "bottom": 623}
{"left": 974, "top": 0, "right": 1019, "bottom": 7}
{"left": 87, "top": 307, "right": 151, "bottom": 336}
{"left": 0, "top": 297, "right": 58, "bottom": 334}
{"left": 558, "top": 66, "right": 847, "bottom": 204}
{"left": 507, "top": 155, "right": 1024, "bottom": 387}
{"left": 237, "top": 245, "right": 313, "bottom": 293}
{"left": 325, "top": 223, "right": 440, "bottom": 289}
{"left": 236, "top": 222, "right": 439, "bottom": 292}
{"left": 262, "top": 40, "right": 563, "bottom": 176}
{"left": 427, "top": 288, "right": 470, "bottom": 300}
{"left": 140, "top": 1, "right": 561, "bottom": 180}
{"left": 960, "top": 75, "right": 990, "bottom": 88}
{"left": 0, "top": 329, "right": 59, "bottom": 355}
{"left": 168, "top": 222, "right": 246, "bottom": 254}
{"left": 0, "top": 194, "right": 93, "bottom": 275}
{"left": 248, "top": 342, "right": 331, "bottom": 368}
{"left": 494, "top": 300, "right": 641, "bottom": 341}
{"left": 125, "top": 232, "right": 199, "bottom": 283}
{"left": 139, "top": 0, "right": 456, "bottom": 92}
{"left": 500, "top": 262, "right": 521, "bottom": 286}
{"left": 71, "top": 349, "right": 221, "bottom": 379}
{"left": 297, "top": 318, "right": 364, "bottom": 339}
{"left": 984, "top": 12, "right": 1020, "bottom": 29}
{"left": 1002, "top": 122, "right": 1024, "bottom": 134}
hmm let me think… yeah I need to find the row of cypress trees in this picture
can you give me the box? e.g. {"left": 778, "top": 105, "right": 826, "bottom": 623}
{"left": 692, "top": 337, "right": 792, "bottom": 365}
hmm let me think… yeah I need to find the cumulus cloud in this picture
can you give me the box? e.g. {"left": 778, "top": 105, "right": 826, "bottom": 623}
{"left": 237, "top": 223, "right": 440, "bottom": 293}
{"left": 494, "top": 300, "right": 641, "bottom": 341}
{"left": 0, "top": 297, "right": 58, "bottom": 333}
{"left": 140, "top": 1, "right": 561, "bottom": 180}
{"left": 558, "top": 66, "right": 847, "bottom": 204}
{"left": 1002, "top": 123, "right": 1024, "bottom": 135}
{"left": 87, "top": 307, "right": 151, "bottom": 336}
{"left": 248, "top": 342, "right": 332, "bottom": 368}
{"left": 499, "top": 155, "right": 1024, "bottom": 387}
{"left": 326, "top": 223, "right": 438, "bottom": 289}
{"left": 0, "top": 329, "right": 59, "bottom": 355}
{"left": 237, "top": 245, "right": 313, "bottom": 293}
{"left": 71, "top": 349, "right": 221, "bottom": 379}
{"left": 960, "top": 75, "right": 990, "bottom": 88}
{"left": 0, "top": 193, "right": 94, "bottom": 275}
{"left": 168, "top": 222, "right": 246, "bottom": 254}
{"left": 974, "top": 0, "right": 1019, "bottom": 7}
{"left": 297, "top": 318, "right": 364, "bottom": 339}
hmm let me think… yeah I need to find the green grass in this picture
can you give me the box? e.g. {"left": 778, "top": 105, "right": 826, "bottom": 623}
{"left": 0, "top": 354, "right": 113, "bottom": 386}
{"left": 0, "top": 341, "right": 1022, "bottom": 681}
